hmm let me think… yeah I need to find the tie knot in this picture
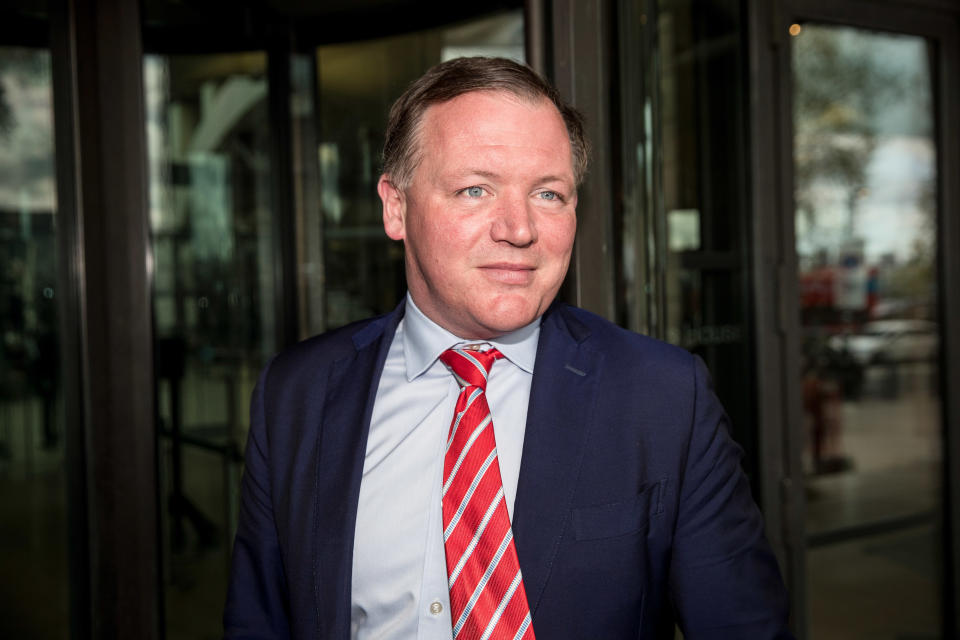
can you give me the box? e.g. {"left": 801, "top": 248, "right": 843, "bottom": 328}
{"left": 439, "top": 347, "right": 504, "bottom": 390}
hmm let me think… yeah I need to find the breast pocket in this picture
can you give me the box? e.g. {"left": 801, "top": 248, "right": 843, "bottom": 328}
{"left": 572, "top": 478, "right": 665, "bottom": 541}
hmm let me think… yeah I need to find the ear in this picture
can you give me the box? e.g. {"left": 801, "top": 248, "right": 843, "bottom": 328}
{"left": 378, "top": 174, "right": 407, "bottom": 241}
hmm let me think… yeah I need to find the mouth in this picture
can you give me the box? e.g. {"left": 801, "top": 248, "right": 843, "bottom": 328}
{"left": 478, "top": 263, "right": 536, "bottom": 285}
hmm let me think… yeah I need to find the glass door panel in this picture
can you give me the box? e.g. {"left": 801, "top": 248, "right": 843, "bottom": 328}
{"left": 641, "top": 0, "right": 757, "bottom": 471}
{"left": 144, "top": 52, "right": 276, "bottom": 639}
{"left": 311, "top": 9, "right": 524, "bottom": 332}
{"left": 0, "top": 45, "right": 69, "bottom": 639}
{"left": 792, "top": 24, "right": 942, "bottom": 638}
{"left": 144, "top": 11, "right": 525, "bottom": 637}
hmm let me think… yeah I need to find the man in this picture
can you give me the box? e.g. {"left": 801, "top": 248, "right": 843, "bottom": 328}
{"left": 224, "top": 57, "right": 792, "bottom": 639}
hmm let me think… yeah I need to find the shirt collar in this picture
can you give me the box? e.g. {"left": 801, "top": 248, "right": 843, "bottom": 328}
{"left": 402, "top": 293, "right": 541, "bottom": 382}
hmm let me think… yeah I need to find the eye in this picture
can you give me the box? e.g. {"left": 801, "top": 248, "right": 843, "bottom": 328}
{"left": 461, "top": 186, "right": 486, "bottom": 198}
{"left": 537, "top": 190, "right": 563, "bottom": 202}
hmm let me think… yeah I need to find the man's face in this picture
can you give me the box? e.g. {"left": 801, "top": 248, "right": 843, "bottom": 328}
{"left": 378, "top": 90, "right": 577, "bottom": 339}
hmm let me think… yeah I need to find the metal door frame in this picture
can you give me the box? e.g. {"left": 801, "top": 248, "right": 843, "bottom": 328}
{"left": 749, "top": 1, "right": 960, "bottom": 636}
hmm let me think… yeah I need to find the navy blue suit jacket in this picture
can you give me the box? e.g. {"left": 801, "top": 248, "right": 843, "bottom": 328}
{"left": 224, "top": 301, "right": 792, "bottom": 639}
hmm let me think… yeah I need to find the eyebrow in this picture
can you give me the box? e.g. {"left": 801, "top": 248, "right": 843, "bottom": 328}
{"left": 452, "top": 169, "right": 501, "bottom": 180}
{"left": 451, "top": 169, "right": 572, "bottom": 185}
{"left": 535, "top": 174, "right": 573, "bottom": 185}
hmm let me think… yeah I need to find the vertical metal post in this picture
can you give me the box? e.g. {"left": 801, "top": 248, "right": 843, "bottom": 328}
{"left": 290, "top": 50, "right": 326, "bottom": 338}
{"left": 268, "top": 30, "right": 301, "bottom": 351}
{"left": 524, "top": 0, "right": 550, "bottom": 75}
{"left": 936, "top": 17, "right": 960, "bottom": 638}
{"left": 546, "top": 0, "right": 617, "bottom": 321}
{"left": 54, "top": 0, "right": 160, "bottom": 635}
{"left": 746, "top": 1, "right": 806, "bottom": 636}
{"left": 49, "top": 2, "right": 91, "bottom": 636}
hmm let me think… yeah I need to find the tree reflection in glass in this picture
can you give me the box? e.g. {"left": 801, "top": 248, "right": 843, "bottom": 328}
{"left": 793, "top": 24, "right": 942, "bottom": 640}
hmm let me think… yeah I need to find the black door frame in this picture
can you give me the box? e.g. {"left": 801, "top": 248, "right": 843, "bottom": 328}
{"left": 750, "top": 0, "right": 960, "bottom": 637}
{"left": 49, "top": 0, "right": 160, "bottom": 637}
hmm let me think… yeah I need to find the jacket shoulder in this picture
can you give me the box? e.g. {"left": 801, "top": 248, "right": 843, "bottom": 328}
{"left": 551, "top": 303, "right": 695, "bottom": 372}
{"left": 263, "top": 309, "right": 399, "bottom": 386}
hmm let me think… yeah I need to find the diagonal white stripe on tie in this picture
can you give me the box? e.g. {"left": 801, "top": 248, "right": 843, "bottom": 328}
{"left": 448, "top": 488, "right": 506, "bottom": 589}
{"left": 447, "top": 387, "right": 485, "bottom": 450}
{"left": 443, "top": 413, "right": 493, "bottom": 496}
{"left": 453, "top": 527, "right": 514, "bottom": 634}
{"left": 443, "top": 447, "right": 497, "bottom": 541}
{"left": 478, "top": 569, "right": 523, "bottom": 640}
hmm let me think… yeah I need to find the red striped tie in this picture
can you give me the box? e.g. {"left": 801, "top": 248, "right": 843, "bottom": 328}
{"left": 439, "top": 347, "right": 535, "bottom": 640}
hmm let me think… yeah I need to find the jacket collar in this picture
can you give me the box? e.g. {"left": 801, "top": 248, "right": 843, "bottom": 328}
{"left": 316, "top": 302, "right": 405, "bottom": 638}
{"left": 512, "top": 303, "right": 603, "bottom": 615}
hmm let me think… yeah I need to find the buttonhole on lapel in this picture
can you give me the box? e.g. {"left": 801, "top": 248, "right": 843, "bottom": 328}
{"left": 564, "top": 364, "right": 586, "bottom": 376}
{"left": 655, "top": 477, "right": 667, "bottom": 515}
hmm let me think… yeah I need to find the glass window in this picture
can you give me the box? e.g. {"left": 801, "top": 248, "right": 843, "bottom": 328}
{"left": 144, "top": 51, "right": 275, "bottom": 639}
{"left": 308, "top": 9, "right": 525, "bottom": 333}
{"left": 792, "top": 24, "right": 942, "bottom": 638}
{"left": 0, "top": 45, "right": 69, "bottom": 639}
{"left": 617, "top": 0, "right": 757, "bottom": 474}
{"left": 144, "top": 10, "right": 524, "bottom": 637}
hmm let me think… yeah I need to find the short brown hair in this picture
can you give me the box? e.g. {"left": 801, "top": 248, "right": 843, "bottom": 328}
{"left": 381, "top": 56, "right": 589, "bottom": 189}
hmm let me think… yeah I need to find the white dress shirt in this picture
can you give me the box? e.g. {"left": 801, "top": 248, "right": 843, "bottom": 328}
{"left": 350, "top": 295, "right": 540, "bottom": 640}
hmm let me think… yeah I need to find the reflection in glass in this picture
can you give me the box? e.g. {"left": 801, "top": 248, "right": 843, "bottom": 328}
{"left": 0, "top": 47, "right": 68, "bottom": 639}
{"left": 619, "top": 0, "right": 757, "bottom": 465}
{"left": 144, "top": 12, "right": 524, "bottom": 637}
{"left": 145, "top": 52, "right": 275, "bottom": 639}
{"left": 793, "top": 25, "right": 941, "bottom": 639}
{"left": 311, "top": 10, "right": 524, "bottom": 332}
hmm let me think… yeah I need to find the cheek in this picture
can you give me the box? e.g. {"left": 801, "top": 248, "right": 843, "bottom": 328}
{"left": 413, "top": 220, "right": 474, "bottom": 279}
{"left": 541, "top": 216, "right": 577, "bottom": 259}
{"left": 427, "top": 218, "right": 486, "bottom": 257}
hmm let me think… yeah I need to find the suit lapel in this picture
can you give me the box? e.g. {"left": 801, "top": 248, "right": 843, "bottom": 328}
{"left": 313, "top": 306, "right": 403, "bottom": 639}
{"left": 512, "top": 305, "right": 603, "bottom": 614}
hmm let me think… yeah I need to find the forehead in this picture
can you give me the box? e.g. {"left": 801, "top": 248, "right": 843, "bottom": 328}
{"left": 416, "top": 90, "right": 573, "bottom": 178}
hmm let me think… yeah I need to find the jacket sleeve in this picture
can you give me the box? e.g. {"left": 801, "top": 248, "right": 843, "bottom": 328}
{"left": 669, "top": 355, "right": 794, "bottom": 639}
{"left": 224, "top": 358, "right": 292, "bottom": 639}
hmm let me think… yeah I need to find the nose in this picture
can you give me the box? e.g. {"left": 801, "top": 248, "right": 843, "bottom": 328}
{"left": 490, "top": 194, "right": 537, "bottom": 247}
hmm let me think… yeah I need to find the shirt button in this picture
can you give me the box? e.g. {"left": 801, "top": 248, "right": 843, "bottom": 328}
{"left": 429, "top": 601, "right": 443, "bottom": 615}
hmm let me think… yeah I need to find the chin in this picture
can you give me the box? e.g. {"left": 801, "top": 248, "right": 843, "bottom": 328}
{"left": 479, "top": 299, "right": 543, "bottom": 334}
